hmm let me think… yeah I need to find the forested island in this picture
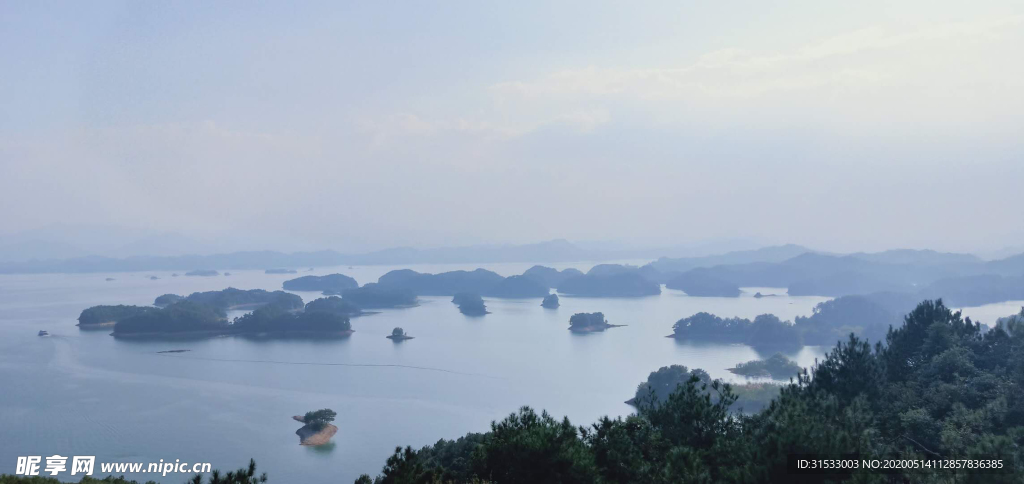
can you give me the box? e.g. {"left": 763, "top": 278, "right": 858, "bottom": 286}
{"left": 80, "top": 287, "right": 354, "bottom": 338}
{"left": 356, "top": 300, "right": 1024, "bottom": 483}
{"left": 303, "top": 296, "right": 363, "bottom": 317}
{"left": 78, "top": 305, "right": 157, "bottom": 327}
{"left": 108, "top": 299, "right": 352, "bottom": 338}
{"left": 283, "top": 273, "right": 359, "bottom": 294}
{"left": 452, "top": 292, "right": 488, "bottom": 316}
{"left": 151, "top": 288, "right": 303, "bottom": 311}
{"left": 669, "top": 312, "right": 803, "bottom": 352}
{"left": 541, "top": 293, "right": 560, "bottom": 308}
{"left": 727, "top": 353, "right": 802, "bottom": 379}
{"left": 387, "top": 327, "right": 413, "bottom": 341}
{"left": 521, "top": 265, "right": 585, "bottom": 288}
{"left": 568, "top": 312, "right": 621, "bottom": 333}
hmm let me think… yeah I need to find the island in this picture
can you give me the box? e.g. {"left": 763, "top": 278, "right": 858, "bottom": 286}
{"left": 727, "top": 353, "right": 802, "bottom": 380}
{"left": 452, "top": 292, "right": 488, "bottom": 316}
{"left": 283, "top": 273, "right": 358, "bottom": 294}
{"left": 111, "top": 300, "right": 352, "bottom": 338}
{"left": 669, "top": 312, "right": 803, "bottom": 352}
{"left": 265, "top": 268, "right": 298, "bottom": 274}
{"left": 386, "top": 327, "right": 414, "bottom": 341}
{"left": 665, "top": 270, "right": 741, "bottom": 297}
{"left": 154, "top": 293, "right": 184, "bottom": 307}
{"left": 304, "top": 296, "right": 363, "bottom": 317}
{"left": 377, "top": 268, "right": 505, "bottom": 296}
{"left": 541, "top": 293, "right": 560, "bottom": 308}
{"left": 78, "top": 305, "right": 158, "bottom": 327}
{"left": 520, "top": 265, "right": 585, "bottom": 288}
{"left": 153, "top": 288, "right": 303, "bottom": 312}
{"left": 105, "top": 277, "right": 114, "bottom": 281}
{"left": 293, "top": 409, "right": 337, "bottom": 446}
{"left": 568, "top": 312, "right": 622, "bottom": 333}
{"left": 627, "top": 364, "right": 781, "bottom": 413}
{"left": 185, "top": 269, "right": 219, "bottom": 276}
{"left": 231, "top": 305, "right": 352, "bottom": 337}
{"left": 556, "top": 273, "right": 661, "bottom": 297}
{"left": 340, "top": 283, "right": 418, "bottom": 309}
{"left": 149, "top": 275, "right": 159, "bottom": 280}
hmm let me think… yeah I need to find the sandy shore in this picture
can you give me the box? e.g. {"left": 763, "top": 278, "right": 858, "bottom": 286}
{"left": 293, "top": 416, "right": 338, "bottom": 446}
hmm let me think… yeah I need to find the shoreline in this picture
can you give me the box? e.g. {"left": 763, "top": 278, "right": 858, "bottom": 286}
{"left": 293, "top": 416, "right": 338, "bottom": 446}
{"left": 113, "top": 329, "right": 355, "bottom": 340}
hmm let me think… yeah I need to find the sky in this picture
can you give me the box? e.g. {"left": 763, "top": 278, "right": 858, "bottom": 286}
{"left": 1, "top": 1, "right": 1023, "bottom": 255}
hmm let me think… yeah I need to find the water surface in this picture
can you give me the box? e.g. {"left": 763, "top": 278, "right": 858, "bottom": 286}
{"left": 2, "top": 262, "right": 1005, "bottom": 482}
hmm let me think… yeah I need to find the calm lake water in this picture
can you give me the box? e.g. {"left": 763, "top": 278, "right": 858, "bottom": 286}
{"left": 1, "top": 262, "right": 1018, "bottom": 483}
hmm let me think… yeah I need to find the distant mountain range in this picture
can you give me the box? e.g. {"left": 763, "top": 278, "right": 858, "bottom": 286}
{"left": 0, "top": 240, "right": 621, "bottom": 273}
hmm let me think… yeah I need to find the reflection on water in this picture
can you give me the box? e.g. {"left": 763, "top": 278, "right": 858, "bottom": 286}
{"left": 0, "top": 262, "right": 1017, "bottom": 483}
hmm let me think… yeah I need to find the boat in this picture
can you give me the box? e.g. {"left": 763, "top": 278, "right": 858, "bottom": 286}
{"left": 37, "top": 330, "right": 49, "bottom": 336}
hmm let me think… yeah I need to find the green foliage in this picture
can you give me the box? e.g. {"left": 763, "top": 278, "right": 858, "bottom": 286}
{"left": 728, "top": 353, "right": 802, "bottom": 380}
{"left": 302, "top": 408, "right": 337, "bottom": 431}
{"left": 452, "top": 292, "right": 487, "bottom": 316}
{"left": 568, "top": 312, "right": 609, "bottom": 331}
{"left": 541, "top": 293, "right": 560, "bottom": 308}
{"left": 112, "top": 301, "right": 228, "bottom": 334}
{"left": 304, "top": 296, "right": 361, "bottom": 316}
{"left": 77, "top": 305, "right": 157, "bottom": 326}
{"left": 153, "top": 293, "right": 184, "bottom": 307}
{"left": 671, "top": 312, "right": 802, "bottom": 352}
{"left": 233, "top": 305, "right": 351, "bottom": 333}
{"left": 362, "top": 299, "right": 1024, "bottom": 483}
{"left": 184, "top": 288, "right": 303, "bottom": 311}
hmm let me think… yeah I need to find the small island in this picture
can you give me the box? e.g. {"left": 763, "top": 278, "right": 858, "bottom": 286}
{"left": 293, "top": 409, "right": 337, "bottom": 446}
{"left": 728, "top": 353, "right": 802, "bottom": 380}
{"left": 386, "top": 327, "right": 414, "bottom": 341}
{"left": 541, "top": 293, "right": 560, "bottom": 308}
{"left": 568, "top": 312, "right": 622, "bottom": 333}
{"left": 452, "top": 292, "right": 488, "bottom": 316}
{"left": 265, "top": 268, "right": 298, "bottom": 274}
{"left": 668, "top": 312, "right": 803, "bottom": 352}
{"left": 149, "top": 275, "right": 159, "bottom": 280}
{"left": 185, "top": 269, "right": 219, "bottom": 277}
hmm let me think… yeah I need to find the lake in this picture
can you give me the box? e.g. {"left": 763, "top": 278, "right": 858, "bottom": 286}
{"left": 1, "top": 262, "right": 1017, "bottom": 483}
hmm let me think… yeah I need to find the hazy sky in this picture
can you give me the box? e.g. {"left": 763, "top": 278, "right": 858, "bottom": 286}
{"left": 2, "top": 1, "right": 1022, "bottom": 254}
